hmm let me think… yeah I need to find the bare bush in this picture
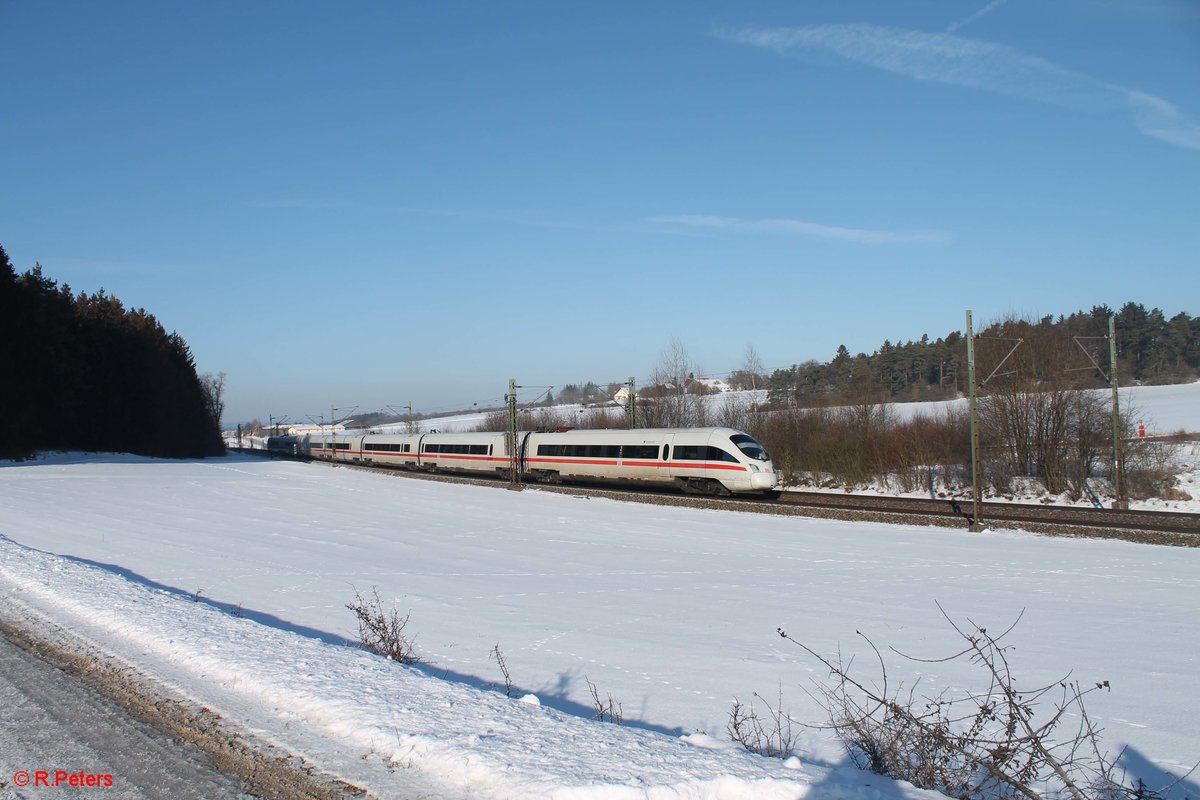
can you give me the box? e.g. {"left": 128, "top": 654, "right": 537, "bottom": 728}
{"left": 1122, "top": 437, "right": 1181, "bottom": 501}
{"left": 774, "top": 606, "right": 1190, "bottom": 800}
{"left": 585, "top": 676, "right": 623, "bottom": 724}
{"left": 727, "top": 686, "right": 800, "bottom": 759}
{"left": 346, "top": 587, "right": 420, "bottom": 664}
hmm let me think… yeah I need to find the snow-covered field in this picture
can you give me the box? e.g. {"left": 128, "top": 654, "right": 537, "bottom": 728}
{"left": 358, "top": 381, "right": 1200, "bottom": 438}
{"left": 1, "top": 452, "right": 1198, "bottom": 799}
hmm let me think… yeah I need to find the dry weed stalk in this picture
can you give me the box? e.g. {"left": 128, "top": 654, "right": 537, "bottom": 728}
{"left": 770, "top": 603, "right": 1192, "bottom": 800}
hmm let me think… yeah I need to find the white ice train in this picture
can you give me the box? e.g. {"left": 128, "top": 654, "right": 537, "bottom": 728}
{"left": 270, "top": 427, "right": 779, "bottom": 496}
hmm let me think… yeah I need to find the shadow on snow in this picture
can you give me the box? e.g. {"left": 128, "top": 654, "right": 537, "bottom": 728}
{"left": 34, "top": 546, "right": 686, "bottom": 738}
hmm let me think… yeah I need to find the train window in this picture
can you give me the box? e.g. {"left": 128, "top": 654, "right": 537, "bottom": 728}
{"left": 622, "top": 445, "right": 658, "bottom": 460}
{"left": 662, "top": 445, "right": 669, "bottom": 461}
{"left": 730, "top": 434, "right": 770, "bottom": 461}
{"left": 536, "top": 443, "right": 620, "bottom": 459}
{"left": 674, "top": 446, "right": 738, "bottom": 462}
{"left": 425, "top": 443, "right": 489, "bottom": 455}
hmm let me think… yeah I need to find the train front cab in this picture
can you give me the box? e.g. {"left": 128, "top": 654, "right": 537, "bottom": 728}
{"left": 667, "top": 428, "right": 777, "bottom": 495}
{"left": 720, "top": 430, "right": 777, "bottom": 493}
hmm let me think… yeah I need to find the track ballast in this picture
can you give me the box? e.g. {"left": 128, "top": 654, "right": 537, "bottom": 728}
{"left": 237, "top": 449, "right": 1200, "bottom": 548}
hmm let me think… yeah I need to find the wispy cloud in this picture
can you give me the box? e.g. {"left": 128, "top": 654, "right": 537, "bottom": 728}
{"left": 649, "top": 214, "right": 951, "bottom": 245}
{"left": 718, "top": 23, "right": 1200, "bottom": 151}
{"left": 259, "top": 201, "right": 950, "bottom": 244}
{"left": 947, "top": 0, "right": 1011, "bottom": 33}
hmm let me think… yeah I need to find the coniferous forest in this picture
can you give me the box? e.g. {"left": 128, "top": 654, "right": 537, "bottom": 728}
{"left": 0, "top": 244, "right": 224, "bottom": 460}
{"left": 765, "top": 307, "right": 1200, "bottom": 408}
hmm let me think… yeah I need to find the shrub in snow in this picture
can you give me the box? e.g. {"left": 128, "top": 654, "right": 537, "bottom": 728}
{"left": 585, "top": 676, "right": 623, "bottom": 725}
{"left": 727, "top": 687, "right": 800, "bottom": 760}
{"left": 765, "top": 604, "right": 1195, "bottom": 800}
{"left": 345, "top": 586, "right": 420, "bottom": 664}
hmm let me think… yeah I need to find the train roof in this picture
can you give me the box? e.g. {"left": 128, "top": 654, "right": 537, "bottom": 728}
{"left": 314, "top": 427, "right": 755, "bottom": 439}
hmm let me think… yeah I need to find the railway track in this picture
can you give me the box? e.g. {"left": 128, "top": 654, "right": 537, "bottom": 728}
{"left": 776, "top": 491, "right": 1200, "bottom": 534}
{"left": 234, "top": 449, "right": 1200, "bottom": 547}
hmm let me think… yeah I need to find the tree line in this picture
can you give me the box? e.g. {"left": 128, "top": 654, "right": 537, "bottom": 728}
{"left": 481, "top": 326, "right": 1189, "bottom": 502}
{"left": 764, "top": 304, "right": 1200, "bottom": 408}
{"left": 0, "top": 245, "right": 224, "bottom": 459}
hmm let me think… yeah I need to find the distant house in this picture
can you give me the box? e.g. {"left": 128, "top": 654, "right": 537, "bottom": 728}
{"left": 684, "top": 377, "right": 731, "bottom": 393}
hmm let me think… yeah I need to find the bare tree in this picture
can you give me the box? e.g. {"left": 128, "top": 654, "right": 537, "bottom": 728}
{"left": 646, "top": 338, "right": 709, "bottom": 427}
{"left": 200, "top": 371, "right": 226, "bottom": 434}
{"left": 729, "top": 344, "right": 767, "bottom": 392}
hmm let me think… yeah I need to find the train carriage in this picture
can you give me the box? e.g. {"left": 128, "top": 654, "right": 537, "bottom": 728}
{"left": 303, "top": 426, "right": 777, "bottom": 496}
{"left": 358, "top": 434, "right": 422, "bottom": 468}
{"left": 417, "top": 432, "right": 509, "bottom": 475}
{"left": 523, "top": 427, "right": 777, "bottom": 495}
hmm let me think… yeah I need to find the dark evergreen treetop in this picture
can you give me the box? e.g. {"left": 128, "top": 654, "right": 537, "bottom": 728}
{"left": 0, "top": 247, "right": 224, "bottom": 459}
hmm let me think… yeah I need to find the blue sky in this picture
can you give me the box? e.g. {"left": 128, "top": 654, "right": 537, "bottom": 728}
{"left": 3, "top": 0, "right": 1198, "bottom": 425}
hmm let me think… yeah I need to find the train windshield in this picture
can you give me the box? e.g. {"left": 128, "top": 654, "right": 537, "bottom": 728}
{"left": 729, "top": 433, "right": 770, "bottom": 462}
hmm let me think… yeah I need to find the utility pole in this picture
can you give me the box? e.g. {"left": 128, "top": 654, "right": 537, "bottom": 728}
{"left": 507, "top": 378, "right": 522, "bottom": 489}
{"left": 269, "top": 414, "right": 290, "bottom": 437}
{"left": 966, "top": 310, "right": 986, "bottom": 532}
{"left": 387, "top": 403, "right": 416, "bottom": 433}
{"left": 306, "top": 414, "right": 326, "bottom": 443}
{"left": 331, "top": 405, "right": 358, "bottom": 434}
{"left": 1109, "top": 316, "right": 1128, "bottom": 510}
{"left": 1071, "top": 316, "right": 1127, "bottom": 510}
{"left": 626, "top": 377, "right": 637, "bottom": 429}
{"left": 963, "top": 310, "right": 1023, "bottom": 531}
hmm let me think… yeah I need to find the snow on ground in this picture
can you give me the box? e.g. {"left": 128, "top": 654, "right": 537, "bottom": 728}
{"left": 382, "top": 380, "right": 1200, "bottom": 438}
{"left": 825, "top": 381, "right": 1200, "bottom": 437}
{"left": 1, "top": 454, "right": 1198, "bottom": 799}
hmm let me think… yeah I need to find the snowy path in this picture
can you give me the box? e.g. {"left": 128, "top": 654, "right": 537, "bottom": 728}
{"left": 0, "top": 632, "right": 258, "bottom": 800}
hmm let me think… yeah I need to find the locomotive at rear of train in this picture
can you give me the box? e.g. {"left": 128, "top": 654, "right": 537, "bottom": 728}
{"left": 272, "top": 427, "right": 778, "bottom": 496}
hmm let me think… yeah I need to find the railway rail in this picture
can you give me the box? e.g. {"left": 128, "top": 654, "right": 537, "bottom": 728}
{"left": 233, "top": 448, "right": 1200, "bottom": 548}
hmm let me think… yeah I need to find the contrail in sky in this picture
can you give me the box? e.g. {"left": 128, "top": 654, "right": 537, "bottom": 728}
{"left": 719, "top": 23, "right": 1200, "bottom": 151}
{"left": 947, "top": 0, "right": 1011, "bottom": 32}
